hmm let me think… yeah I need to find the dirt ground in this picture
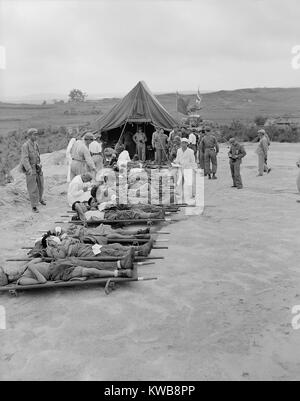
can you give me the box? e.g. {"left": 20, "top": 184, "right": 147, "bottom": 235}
{"left": 0, "top": 142, "right": 300, "bottom": 381}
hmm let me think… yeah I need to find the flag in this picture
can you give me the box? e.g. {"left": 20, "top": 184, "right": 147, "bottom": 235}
{"left": 196, "top": 88, "right": 202, "bottom": 108}
{"left": 177, "top": 93, "right": 189, "bottom": 115}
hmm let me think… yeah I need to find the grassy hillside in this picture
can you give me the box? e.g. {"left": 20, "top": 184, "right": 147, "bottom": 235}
{"left": 1, "top": 87, "right": 300, "bottom": 183}
{"left": 1, "top": 87, "right": 300, "bottom": 137}
{"left": 158, "top": 87, "right": 300, "bottom": 123}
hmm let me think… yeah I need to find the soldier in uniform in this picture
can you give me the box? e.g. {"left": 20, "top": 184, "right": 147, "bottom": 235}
{"left": 228, "top": 137, "right": 247, "bottom": 189}
{"left": 21, "top": 128, "right": 46, "bottom": 213}
{"left": 200, "top": 128, "right": 219, "bottom": 179}
{"left": 197, "top": 129, "right": 205, "bottom": 170}
{"left": 152, "top": 128, "right": 168, "bottom": 166}
{"left": 133, "top": 127, "right": 147, "bottom": 162}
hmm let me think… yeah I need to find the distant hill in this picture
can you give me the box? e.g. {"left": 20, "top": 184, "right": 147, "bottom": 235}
{"left": 1, "top": 87, "right": 300, "bottom": 137}
{"left": 157, "top": 87, "right": 300, "bottom": 124}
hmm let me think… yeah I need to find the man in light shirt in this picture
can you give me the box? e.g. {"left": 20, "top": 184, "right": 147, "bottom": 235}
{"left": 70, "top": 132, "right": 96, "bottom": 180}
{"left": 174, "top": 138, "right": 197, "bottom": 169}
{"left": 133, "top": 127, "right": 147, "bottom": 162}
{"left": 256, "top": 129, "right": 271, "bottom": 176}
{"left": 117, "top": 145, "right": 131, "bottom": 169}
{"left": 173, "top": 138, "right": 197, "bottom": 204}
{"left": 188, "top": 130, "right": 197, "bottom": 158}
{"left": 67, "top": 173, "right": 93, "bottom": 206}
{"left": 89, "top": 132, "right": 103, "bottom": 172}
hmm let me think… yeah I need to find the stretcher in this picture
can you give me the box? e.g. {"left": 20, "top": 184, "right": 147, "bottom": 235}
{"left": 54, "top": 218, "right": 173, "bottom": 226}
{"left": 21, "top": 244, "right": 168, "bottom": 250}
{"left": 6, "top": 256, "right": 165, "bottom": 262}
{"left": 0, "top": 276, "right": 158, "bottom": 296}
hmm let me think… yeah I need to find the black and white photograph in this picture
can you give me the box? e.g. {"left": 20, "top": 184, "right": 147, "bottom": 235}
{"left": 0, "top": 0, "right": 300, "bottom": 384}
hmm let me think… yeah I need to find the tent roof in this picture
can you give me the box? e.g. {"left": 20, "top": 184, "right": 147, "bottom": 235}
{"left": 95, "top": 81, "right": 178, "bottom": 131}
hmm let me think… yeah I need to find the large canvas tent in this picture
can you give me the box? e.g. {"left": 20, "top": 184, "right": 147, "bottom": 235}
{"left": 95, "top": 81, "right": 178, "bottom": 133}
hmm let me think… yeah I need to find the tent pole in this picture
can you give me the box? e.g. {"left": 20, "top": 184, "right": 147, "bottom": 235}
{"left": 116, "top": 85, "right": 141, "bottom": 148}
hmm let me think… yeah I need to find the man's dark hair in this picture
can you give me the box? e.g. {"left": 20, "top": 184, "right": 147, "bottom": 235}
{"left": 90, "top": 185, "right": 99, "bottom": 199}
{"left": 41, "top": 232, "right": 52, "bottom": 248}
{"left": 88, "top": 197, "right": 95, "bottom": 206}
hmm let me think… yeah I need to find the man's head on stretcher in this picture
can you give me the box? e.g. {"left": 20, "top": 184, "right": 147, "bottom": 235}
{"left": 27, "top": 230, "right": 154, "bottom": 260}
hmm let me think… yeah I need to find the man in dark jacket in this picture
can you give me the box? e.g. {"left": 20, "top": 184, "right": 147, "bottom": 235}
{"left": 228, "top": 138, "right": 247, "bottom": 189}
{"left": 200, "top": 128, "right": 219, "bottom": 179}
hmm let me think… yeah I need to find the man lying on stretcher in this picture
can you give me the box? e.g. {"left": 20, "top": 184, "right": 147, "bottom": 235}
{"left": 72, "top": 197, "right": 165, "bottom": 224}
{"left": 28, "top": 233, "right": 154, "bottom": 259}
{"left": 0, "top": 249, "right": 136, "bottom": 287}
{"left": 45, "top": 225, "right": 151, "bottom": 245}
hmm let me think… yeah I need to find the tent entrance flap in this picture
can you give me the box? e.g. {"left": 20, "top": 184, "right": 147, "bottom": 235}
{"left": 101, "top": 122, "right": 156, "bottom": 159}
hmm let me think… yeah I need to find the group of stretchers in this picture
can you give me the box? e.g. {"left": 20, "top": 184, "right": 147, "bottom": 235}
{"left": 0, "top": 199, "right": 181, "bottom": 295}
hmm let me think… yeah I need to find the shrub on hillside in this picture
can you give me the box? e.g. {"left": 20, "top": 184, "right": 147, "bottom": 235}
{"left": 219, "top": 120, "right": 300, "bottom": 143}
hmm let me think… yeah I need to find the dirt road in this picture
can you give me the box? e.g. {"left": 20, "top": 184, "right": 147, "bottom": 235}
{"left": 0, "top": 143, "right": 300, "bottom": 381}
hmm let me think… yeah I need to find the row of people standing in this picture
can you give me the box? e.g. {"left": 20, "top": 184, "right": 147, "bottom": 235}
{"left": 122, "top": 127, "right": 169, "bottom": 164}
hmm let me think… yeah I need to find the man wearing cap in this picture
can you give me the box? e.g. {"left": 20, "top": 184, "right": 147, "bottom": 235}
{"left": 228, "top": 137, "right": 246, "bottom": 189}
{"left": 256, "top": 129, "right": 271, "bottom": 176}
{"left": 67, "top": 172, "right": 94, "bottom": 207}
{"left": 89, "top": 132, "right": 103, "bottom": 171}
{"left": 133, "top": 127, "right": 147, "bottom": 162}
{"left": 200, "top": 128, "right": 219, "bottom": 179}
{"left": 21, "top": 128, "right": 46, "bottom": 213}
{"left": 70, "top": 132, "right": 96, "bottom": 180}
{"left": 173, "top": 138, "right": 197, "bottom": 204}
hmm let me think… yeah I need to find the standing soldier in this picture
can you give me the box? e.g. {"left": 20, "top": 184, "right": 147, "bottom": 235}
{"left": 197, "top": 129, "right": 205, "bottom": 170}
{"left": 152, "top": 128, "right": 168, "bottom": 166}
{"left": 133, "top": 127, "right": 147, "bottom": 162}
{"left": 256, "top": 129, "right": 271, "bottom": 176}
{"left": 21, "top": 128, "right": 46, "bottom": 213}
{"left": 228, "top": 137, "right": 246, "bottom": 189}
{"left": 70, "top": 132, "right": 96, "bottom": 180}
{"left": 200, "top": 128, "right": 219, "bottom": 179}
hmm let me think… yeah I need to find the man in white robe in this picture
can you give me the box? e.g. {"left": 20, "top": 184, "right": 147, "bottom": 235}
{"left": 173, "top": 138, "right": 197, "bottom": 204}
{"left": 67, "top": 173, "right": 94, "bottom": 207}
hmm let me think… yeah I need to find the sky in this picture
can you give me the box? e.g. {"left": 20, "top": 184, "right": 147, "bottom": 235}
{"left": 0, "top": 0, "right": 300, "bottom": 100}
